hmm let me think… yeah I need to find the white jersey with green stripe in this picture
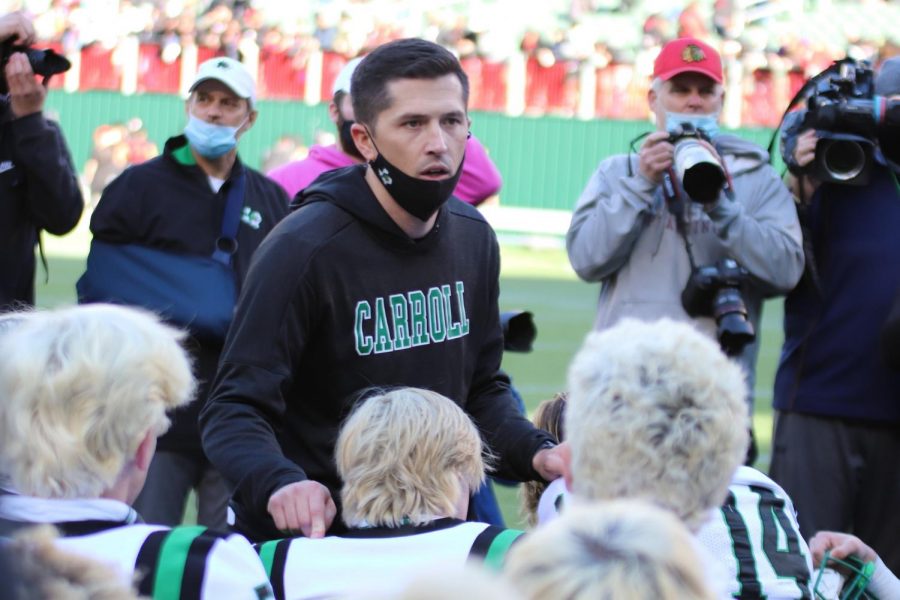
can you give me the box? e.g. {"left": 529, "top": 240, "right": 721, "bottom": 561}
{"left": 695, "top": 466, "right": 814, "bottom": 600}
{"left": 255, "top": 518, "right": 523, "bottom": 600}
{"left": 0, "top": 495, "right": 273, "bottom": 600}
{"left": 536, "top": 469, "right": 813, "bottom": 600}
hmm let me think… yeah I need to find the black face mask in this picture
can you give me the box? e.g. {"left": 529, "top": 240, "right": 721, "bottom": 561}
{"left": 368, "top": 140, "right": 465, "bottom": 222}
{"left": 339, "top": 118, "right": 364, "bottom": 161}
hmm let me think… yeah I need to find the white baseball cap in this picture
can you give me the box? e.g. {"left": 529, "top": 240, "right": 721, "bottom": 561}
{"left": 332, "top": 56, "right": 364, "bottom": 96}
{"left": 189, "top": 57, "right": 257, "bottom": 108}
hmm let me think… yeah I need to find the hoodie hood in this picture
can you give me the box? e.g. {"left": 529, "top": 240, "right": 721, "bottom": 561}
{"left": 266, "top": 144, "right": 356, "bottom": 199}
{"left": 295, "top": 164, "right": 449, "bottom": 246}
{"left": 715, "top": 133, "right": 770, "bottom": 177}
{"left": 307, "top": 144, "right": 357, "bottom": 170}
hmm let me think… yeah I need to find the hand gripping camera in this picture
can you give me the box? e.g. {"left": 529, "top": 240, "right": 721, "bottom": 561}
{"left": 669, "top": 122, "right": 727, "bottom": 204}
{"left": 681, "top": 258, "right": 756, "bottom": 356}
{"left": 0, "top": 39, "right": 71, "bottom": 95}
{"left": 782, "top": 58, "right": 900, "bottom": 186}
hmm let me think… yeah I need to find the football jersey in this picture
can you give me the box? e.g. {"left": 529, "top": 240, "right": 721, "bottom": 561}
{"left": 536, "top": 469, "right": 813, "bottom": 600}
{"left": 536, "top": 477, "right": 568, "bottom": 526}
{"left": 0, "top": 494, "right": 273, "bottom": 600}
{"left": 256, "top": 518, "right": 523, "bottom": 600}
{"left": 696, "top": 466, "right": 813, "bottom": 599}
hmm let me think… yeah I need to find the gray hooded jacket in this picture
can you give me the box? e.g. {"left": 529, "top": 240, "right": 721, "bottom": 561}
{"left": 566, "top": 133, "right": 804, "bottom": 386}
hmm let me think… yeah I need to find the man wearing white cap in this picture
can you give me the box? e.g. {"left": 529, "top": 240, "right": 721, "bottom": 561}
{"left": 267, "top": 56, "right": 503, "bottom": 205}
{"left": 83, "top": 56, "right": 289, "bottom": 530}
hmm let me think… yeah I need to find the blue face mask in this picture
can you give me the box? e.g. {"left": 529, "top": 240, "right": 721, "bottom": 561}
{"left": 183, "top": 115, "right": 246, "bottom": 158}
{"left": 665, "top": 111, "right": 720, "bottom": 139}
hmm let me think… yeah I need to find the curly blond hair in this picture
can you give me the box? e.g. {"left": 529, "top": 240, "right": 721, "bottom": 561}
{"left": 505, "top": 500, "right": 715, "bottom": 600}
{"left": 7, "top": 525, "right": 142, "bottom": 600}
{"left": 566, "top": 318, "right": 748, "bottom": 531}
{"left": 0, "top": 304, "right": 195, "bottom": 498}
{"left": 337, "top": 387, "right": 486, "bottom": 528}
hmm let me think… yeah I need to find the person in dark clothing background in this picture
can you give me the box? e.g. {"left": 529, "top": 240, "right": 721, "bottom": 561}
{"left": 771, "top": 56, "right": 900, "bottom": 574}
{"left": 86, "top": 56, "right": 288, "bottom": 530}
{"left": 0, "top": 12, "right": 83, "bottom": 312}
{"left": 200, "top": 38, "right": 566, "bottom": 542}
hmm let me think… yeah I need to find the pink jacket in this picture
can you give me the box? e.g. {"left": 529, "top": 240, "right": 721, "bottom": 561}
{"left": 267, "top": 135, "right": 502, "bottom": 205}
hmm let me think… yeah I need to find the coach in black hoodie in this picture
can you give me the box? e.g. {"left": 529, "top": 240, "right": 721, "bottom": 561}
{"left": 200, "top": 39, "right": 564, "bottom": 542}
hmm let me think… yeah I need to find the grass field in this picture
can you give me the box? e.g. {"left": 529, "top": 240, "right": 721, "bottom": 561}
{"left": 36, "top": 220, "right": 783, "bottom": 529}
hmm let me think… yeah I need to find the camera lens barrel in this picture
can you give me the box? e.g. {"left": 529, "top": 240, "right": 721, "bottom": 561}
{"left": 712, "top": 288, "right": 755, "bottom": 355}
{"left": 817, "top": 139, "right": 867, "bottom": 181}
{"left": 673, "top": 139, "right": 726, "bottom": 203}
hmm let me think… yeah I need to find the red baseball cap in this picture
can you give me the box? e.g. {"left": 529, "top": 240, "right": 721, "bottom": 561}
{"left": 653, "top": 38, "right": 723, "bottom": 83}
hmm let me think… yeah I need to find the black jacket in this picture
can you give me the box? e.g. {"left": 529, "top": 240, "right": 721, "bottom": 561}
{"left": 200, "top": 165, "right": 553, "bottom": 540}
{"left": 90, "top": 135, "right": 289, "bottom": 453}
{"left": 0, "top": 106, "right": 83, "bottom": 310}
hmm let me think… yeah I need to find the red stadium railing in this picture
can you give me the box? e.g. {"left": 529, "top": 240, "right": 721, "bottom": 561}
{"left": 258, "top": 49, "right": 305, "bottom": 100}
{"left": 136, "top": 43, "right": 180, "bottom": 95}
{"left": 79, "top": 43, "right": 120, "bottom": 91}
{"left": 595, "top": 63, "right": 649, "bottom": 120}
{"left": 320, "top": 51, "right": 348, "bottom": 101}
{"left": 57, "top": 45, "right": 795, "bottom": 127}
{"left": 465, "top": 57, "right": 507, "bottom": 112}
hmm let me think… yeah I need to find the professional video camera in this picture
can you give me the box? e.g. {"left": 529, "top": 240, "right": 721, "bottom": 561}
{"left": 681, "top": 258, "right": 755, "bottom": 356}
{"left": 782, "top": 58, "right": 900, "bottom": 186}
{"left": 0, "top": 39, "right": 70, "bottom": 95}
{"left": 668, "top": 122, "right": 726, "bottom": 204}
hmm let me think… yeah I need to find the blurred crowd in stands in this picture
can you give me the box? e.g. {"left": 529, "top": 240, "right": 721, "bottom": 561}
{"left": 6, "top": 0, "right": 900, "bottom": 127}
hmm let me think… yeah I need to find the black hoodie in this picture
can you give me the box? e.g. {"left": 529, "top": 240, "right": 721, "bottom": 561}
{"left": 0, "top": 107, "right": 83, "bottom": 311}
{"left": 200, "top": 165, "right": 553, "bottom": 540}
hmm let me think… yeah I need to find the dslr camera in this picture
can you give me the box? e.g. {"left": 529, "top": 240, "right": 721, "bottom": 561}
{"left": 668, "top": 122, "right": 726, "bottom": 204}
{"left": 0, "top": 38, "right": 70, "bottom": 95}
{"left": 783, "top": 58, "right": 900, "bottom": 186}
{"left": 681, "top": 258, "right": 755, "bottom": 356}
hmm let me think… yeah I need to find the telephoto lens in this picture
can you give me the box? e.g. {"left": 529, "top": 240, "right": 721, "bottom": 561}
{"left": 673, "top": 138, "right": 725, "bottom": 203}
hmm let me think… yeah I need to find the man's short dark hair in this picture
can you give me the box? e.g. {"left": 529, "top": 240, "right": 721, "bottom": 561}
{"left": 350, "top": 38, "right": 469, "bottom": 129}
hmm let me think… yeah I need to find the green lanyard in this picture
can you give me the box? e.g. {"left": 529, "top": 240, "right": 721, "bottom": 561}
{"left": 892, "top": 171, "right": 900, "bottom": 196}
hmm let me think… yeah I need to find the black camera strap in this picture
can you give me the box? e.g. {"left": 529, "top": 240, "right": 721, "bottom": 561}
{"left": 626, "top": 131, "right": 651, "bottom": 178}
{"left": 662, "top": 169, "right": 700, "bottom": 272}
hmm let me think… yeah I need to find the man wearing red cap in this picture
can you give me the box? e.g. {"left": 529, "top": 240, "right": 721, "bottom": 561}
{"left": 566, "top": 37, "right": 803, "bottom": 458}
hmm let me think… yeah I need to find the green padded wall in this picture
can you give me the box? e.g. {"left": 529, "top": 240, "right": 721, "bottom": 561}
{"left": 46, "top": 90, "right": 779, "bottom": 212}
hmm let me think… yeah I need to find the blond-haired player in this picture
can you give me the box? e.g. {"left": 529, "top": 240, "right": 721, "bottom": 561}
{"left": 0, "top": 304, "right": 272, "bottom": 600}
{"left": 256, "top": 387, "right": 523, "bottom": 599}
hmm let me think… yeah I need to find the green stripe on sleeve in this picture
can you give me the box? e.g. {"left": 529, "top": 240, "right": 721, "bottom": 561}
{"left": 257, "top": 540, "right": 280, "bottom": 580}
{"left": 152, "top": 525, "right": 207, "bottom": 600}
{"left": 483, "top": 529, "right": 525, "bottom": 571}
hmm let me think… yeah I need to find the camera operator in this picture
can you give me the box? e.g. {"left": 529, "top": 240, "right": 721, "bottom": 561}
{"left": 771, "top": 56, "right": 900, "bottom": 574}
{"left": 0, "top": 12, "right": 82, "bottom": 312}
{"left": 566, "top": 37, "right": 804, "bottom": 463}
